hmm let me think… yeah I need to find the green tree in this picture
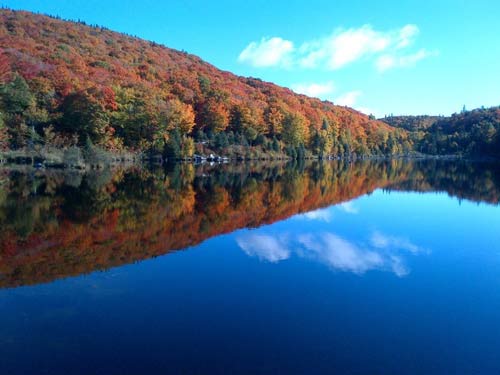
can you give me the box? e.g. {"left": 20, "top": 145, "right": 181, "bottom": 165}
{"left": 272, "top": 136, "right": 280, "bottom": 152}
{"left": 0, "top": 74, "right": 37, "bottom": 148}
{"left": 236, "top": 132, "right": 248, "bottom": 146}
{"left": 282, "top": 112, "right": 307, "bottom": 147}
{"left": 214, "top": 132, "right": 229, "bottom": 149}
{"left": 164, "top": 129, "right": 194, "bottom": 159}
{"left": 310, "top": 130, "right": 321, "bottom": 155}
{"left": 230, "top": 104, "right": 263, "bottom": 142}
{"left": 0, "top": 74, "right": 34, "bottom": 114}
{"left": 180, "top": 136, "right": 195, "bottom": 158}
{"left": 0, "top": 113, "right": 8, "bottom": 150}
{"left": 59, "top": 89, "right": 111, "bottom": 146}
{"left": 164, "top": 129, "right": 182, "bottom": 159}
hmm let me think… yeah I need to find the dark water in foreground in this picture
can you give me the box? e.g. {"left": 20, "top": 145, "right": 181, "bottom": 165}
{"left": 1, "top": 159, "right": 500, "bottom": 374}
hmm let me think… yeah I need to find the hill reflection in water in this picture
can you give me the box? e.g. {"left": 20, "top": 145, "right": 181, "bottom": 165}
{"left": 0, "top": 159, "right": 499, "bottom": 288}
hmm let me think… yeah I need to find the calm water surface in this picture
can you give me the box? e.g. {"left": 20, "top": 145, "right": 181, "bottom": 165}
{"left": 1, "top": 160, "right": 500, "bottom": 374}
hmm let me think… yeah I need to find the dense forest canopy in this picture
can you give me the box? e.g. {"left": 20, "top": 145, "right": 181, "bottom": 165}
{"left": 382, "top": 107, "right": 500, "bottom": 158}
{"left": 0, "top": 9, "right": 498, "bottom": 161}
{"left": 0, "top": 9, "right": 414, "bottom": 160}
{"left": 381, "top": 115, "right": 442, "bottom": 132}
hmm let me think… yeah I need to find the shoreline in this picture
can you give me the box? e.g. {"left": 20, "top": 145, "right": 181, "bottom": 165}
{"left": 0, "top": 149, "right": 490, "bottom": 171}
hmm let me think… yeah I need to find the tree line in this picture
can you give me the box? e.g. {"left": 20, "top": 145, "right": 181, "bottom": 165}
{"left": 383, "top": 107, "right": 500, "bottom": 158}
{"left": 0, "top": 9, "right": 411, "bottom": 163}
{"left": 0, "top": 9, "right": 498, "bottom": 162}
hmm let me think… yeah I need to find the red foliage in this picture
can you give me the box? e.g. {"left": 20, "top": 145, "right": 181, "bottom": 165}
{"left": 0, "top": 9, "right": 396, "bottom": 148}
{"left": 0, "top": 49, "right": 11, "bottom": 82}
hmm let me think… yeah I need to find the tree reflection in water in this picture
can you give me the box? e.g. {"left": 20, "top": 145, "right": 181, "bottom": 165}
{"left": 0, "top": 159, "right": 498, "bottom": 288}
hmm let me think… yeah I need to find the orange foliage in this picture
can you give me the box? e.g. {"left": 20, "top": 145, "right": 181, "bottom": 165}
{"left": 0, "top": 9, "right": 402, "bottom": 153}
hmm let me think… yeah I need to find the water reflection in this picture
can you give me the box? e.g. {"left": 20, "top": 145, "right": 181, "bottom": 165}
{"left": 299, "top": 207, "right": 333, "bottom": 222}
{"left": 237, "top": 233, "right": 291, "bottom": 262}
{"left": 370, "top": 230, "right": 422, "bottom": 254}
{"left": 337, "top": 201, "right": 359, "bottom": 214}
{"left": 0, "top": 159, "right": 498, "bottom": 287}
{"left": 236, "top": 228, "right": 425, "bottom": 277}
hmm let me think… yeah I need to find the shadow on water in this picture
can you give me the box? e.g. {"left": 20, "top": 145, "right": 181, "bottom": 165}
{"left": 0, "top": 159, "right": 499, "bottom": 288}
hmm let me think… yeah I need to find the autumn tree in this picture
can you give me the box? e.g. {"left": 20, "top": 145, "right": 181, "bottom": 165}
{"left": 0, "top": 51, "right": 11, "bottom": 83}
{"left": 198, "top": 98, "right": 229, "bottom": 133}
{"left": 164, "top": 128, "right": 195, "bottom": 159}
{"left": 265, "top": 100, "right": 285, "bottom": 136}
{"left": 230, "top": 104, "right": 252, "bottom": 134}
{"left": 282, "top": 112, "right": 308, "bottom": 147}
{"left": 7, "top": 9, "right": 497, "bottom": 159}
{"left": 229, "top": 104, "right": 264, "bottom": 143}
{"left": 58, "top": 88, "right": 113, "bottom": 146}
{"left": 310, "top": 129, "right": 331, "bottom": 158}
{"left": 164, "top": 98, "right": 195, "bottom": 135}
{"left": 111, "top": 85, "right": 158, "bottom": 149}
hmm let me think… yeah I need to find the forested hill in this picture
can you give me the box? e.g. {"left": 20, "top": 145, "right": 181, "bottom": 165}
{"left": 380, "top": 107, "right": 500, "bottom": 158}
{"left": 0, "top": 9, "right": 412, "bottom": 161}
{"left": 381, "top": 115, "right": 442, "bottom": 132}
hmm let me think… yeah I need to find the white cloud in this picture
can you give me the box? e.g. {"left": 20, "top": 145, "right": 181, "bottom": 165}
{"left": 375, "top": 54, "right": 396, "bottom": 71}
{"left": 375, "top": 48, "right": 436, "bottom": 72}
{"left": 238, "top": 24, "right": 435, "bottom": 72}
{"left": 299, "top": 25, "right": 391, "bottom": 70}
{"left": 356, "top": 107, "right": 377, "bottom": 116}
{"left": 238, "top": 37, "right": 294, "bottom": 68}
{"left": 289, "top": 83, "right": 377, "bottom": 116}
{"left": 396, "top": 24, "right": 419, "bottom": 49}
{"left": 333, "top": 91, "right": 378, "bottom": 115}
{"left": 335, "top": 90, "right": 362, "bottom": 107}
{"left": 291, "top": 81, "right": 335, "bottom": 98}
{"left": 236, "top": 233, "right": 290, "bottom": 262}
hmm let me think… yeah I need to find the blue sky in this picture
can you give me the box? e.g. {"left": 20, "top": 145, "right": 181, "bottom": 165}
{"left": 3, "top": 0, "right": 500, "bottom": 116}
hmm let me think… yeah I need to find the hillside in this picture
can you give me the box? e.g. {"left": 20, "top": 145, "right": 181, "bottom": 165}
{"left": 0, "top": 9, "right": 412, "bottom": 161}
{"left": 380, "top": 115, "right": 442, "bottom": 132}
{"left": 381, "top": 107, "right": 500, "bottom": 157}
{"left": 419, "top": 107, "right": 500, "bottom": 157}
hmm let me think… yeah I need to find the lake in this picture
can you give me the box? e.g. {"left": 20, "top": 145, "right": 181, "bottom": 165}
{"left": 1, "top": 159, "right": 500, "bottom": 374}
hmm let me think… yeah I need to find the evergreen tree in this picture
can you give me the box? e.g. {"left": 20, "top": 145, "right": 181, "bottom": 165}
{"left": 0, "top": 74, "right": 33, "bottom": 114}
{"left": 164, "top": 129, "right": 182, "bottom": 159}
{"left": 272, "top": 136, "right": 280, "bottom": 152}
{"left": 214, "top": 132, "right": 229, "bottom": 149}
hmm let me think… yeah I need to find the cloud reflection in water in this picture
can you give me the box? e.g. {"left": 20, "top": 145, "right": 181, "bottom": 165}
{"left": 337, "top": 202, "right": 359, "bottom": 214}
{"left": 236, "top": 234, "right": 291, "bottom": 263}
{"left": 297, "top": 207, "right": 333, "bottom": 222}
{"left": 236, "top": 230, "right": 425, "bottom": 277}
